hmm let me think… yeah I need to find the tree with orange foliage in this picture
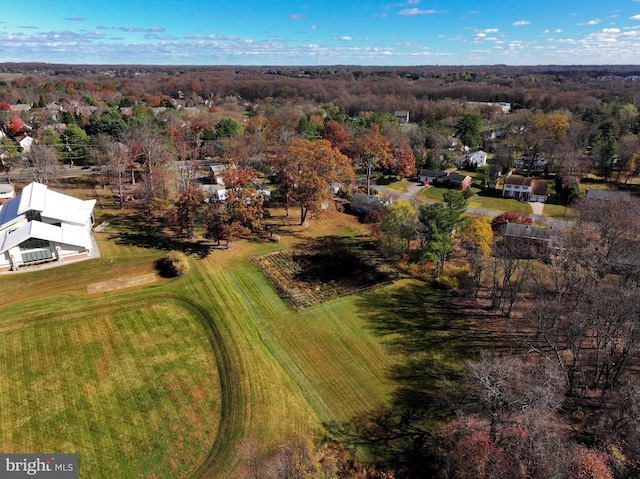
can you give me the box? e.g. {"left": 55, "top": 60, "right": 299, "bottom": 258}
{"left": 351, "top": 123, "right": 392, "bottom": 195}
{"left": 165, "top": 185, "right": 205, "bottom": 238}
{"left": 274, "top": 138, "right": 354, "bottom": 225}
{"left": 204, "top": 167, "right": 264, "bottom": 246}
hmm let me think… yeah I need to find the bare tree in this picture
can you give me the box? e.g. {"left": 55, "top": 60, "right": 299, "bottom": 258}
{"left": 122, "top": 122, "right": 172, "bottom": 220}
{"left": 23, "top": 144, "right": 59, "bottom": 184}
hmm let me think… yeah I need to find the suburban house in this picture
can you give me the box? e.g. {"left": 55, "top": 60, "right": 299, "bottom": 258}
{"left": 393, "top": 111, "right": 410, "bottom": 123}
{"left": 16, "top": 135, "right": 33, "bottom": 153}
{"left": 202, "top": 184, "right": 228, "bottom": 201}
{"left": 502, "top": 177, "right": 548, "bottom": 202}
{"left": 0, "top": 182, "right": 96, "bottom": 271}
{"left": 209, "top": 164, "right": 227, "bottom": 185}
{"left": 421, "top": 171, "right": 472, "bottom": 190}
{"left": 418, "top": 169, "right": 448, "bottom": 185}
{"left": 455, "top": 150, "right": 488, "bottom": 168}
{"left": 349, "top": 193, "right": 392, "bottom": 214}
{"left": 503, "top": 223, "right": 552, "bottom": 259}
{"left": 514, "top": 157, "right": 548, "bottom": 170}
{"left": 529, "top": 180, "right": 549, "bottom": 202}
{"left": 0, "top": 184, "right": 15, "bottom": 202}
{"left": 447, "top": 173, "right": 472, "bottom": 190}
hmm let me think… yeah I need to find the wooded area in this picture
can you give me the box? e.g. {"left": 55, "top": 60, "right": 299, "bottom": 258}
{"left": 3, "top": 63, "right": 640, "bottom": 478}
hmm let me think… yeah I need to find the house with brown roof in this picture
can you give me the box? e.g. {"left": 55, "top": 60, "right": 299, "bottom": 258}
{"left": 529, "top": 179, "right": 548, "bottom": 203}
{"left": 503, "top": 223, "right": 552, "bottom": 259}
{"left": 502, "top": 177, "right": 548, "bottom": 202}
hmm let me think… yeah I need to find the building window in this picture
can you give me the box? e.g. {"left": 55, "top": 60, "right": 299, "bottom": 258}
{"left": 21, "top": 249, "right": 53, "bottom": 263}
{"left": 25, "top": 210, "right": 42, "bottom": 222}
{"left": 19, "top": 238, "right": 50, "bottom": 251}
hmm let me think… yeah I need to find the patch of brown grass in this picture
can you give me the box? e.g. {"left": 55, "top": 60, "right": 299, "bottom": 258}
{"left": 87, "top": 272, "right": 158, "bottom": 294}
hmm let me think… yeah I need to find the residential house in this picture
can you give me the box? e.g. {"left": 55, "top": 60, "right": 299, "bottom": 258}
{"left": 0, "top": 182, "right": 96, "bottom": 271}
{"left": 393, "top": 111, "right": 410, "bottom": 123}
{"left": 349, "top": 193, "right": 392, "bottom": 214}
{"left": 418, "top": 169, "right": 448, "bottom": 185}
{"left": 422, "top": 171, "right": 472, "bottom": 190}
{"left": 209, "top": 164, "right": 227, "bottom": 185}
{"left": 447, "top": 173, "right": 472, "bottom": 190}
{"left": 503, "top": 177, "right": 533, "bottom": 200}
{"left": 15, "top": 135, "right": 34, "bottom": 154}
{"left": 202, "top": 184, "right": 228, "bottom": 201}
{"left": 503, "top": 223, "right": 552, "bottom": 259}
{"left": 10, "top": 104, "right": 31, "bottom": 113}
{"left": 513, "top": 157, "right": 548, "bottom": 170}
{"left": 0, "top": 184, "right": 15, "bottom": 202}
{"left": 529, "top": 179, "right": 549, "bottom": 203}
{"left": 455, "top": 150, "right": 488, "bottom": 168}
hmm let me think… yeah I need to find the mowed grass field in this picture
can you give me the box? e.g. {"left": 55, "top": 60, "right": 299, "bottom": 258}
{"left": 0, "top": 193, "right": 401, "bottom": 478}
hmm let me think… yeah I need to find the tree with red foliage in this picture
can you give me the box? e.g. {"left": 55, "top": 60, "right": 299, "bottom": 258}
{"left": 5, "top": 114, "right": 24, "bottom": 137}
{"left": 383, "top": 145, "right": 415, "bottom": 178}
{"left": 321, "top": 120, "right": 349, "bottom": 152}
{"left": 490, "top": 211, "right": 532, "bottom": 233}
{"left": 0, "top": 102, "right": 11, "bottom": 111}
{"left": 570, "top": 447, "right": 614, "bottom": 479}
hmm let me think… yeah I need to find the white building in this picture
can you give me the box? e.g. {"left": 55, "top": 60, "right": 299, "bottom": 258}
{"left": 455, "top": 150, "right": 488, "bottom": 168}
{"left": 0, "top": 182, "right": 96, "bottom": 271}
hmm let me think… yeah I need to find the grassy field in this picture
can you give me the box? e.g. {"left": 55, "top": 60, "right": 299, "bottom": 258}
{"left": 0, "top": 188, "right": 410, "bottom": 478}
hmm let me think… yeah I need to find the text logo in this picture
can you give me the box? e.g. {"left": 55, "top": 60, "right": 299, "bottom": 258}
{"left": 0, "top": 454, "right": 77, "bottom": 478}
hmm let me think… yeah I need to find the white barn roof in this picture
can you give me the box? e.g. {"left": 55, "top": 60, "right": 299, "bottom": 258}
{"left": 0, "top": 182, "right": 95, "bottom": 255}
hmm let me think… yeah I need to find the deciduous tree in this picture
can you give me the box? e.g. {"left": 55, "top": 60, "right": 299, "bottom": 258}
{"left": 165, "top": 185, "right": 205, "bottom": 238}
{"left": 351, "top": 123, "right": 391, "bottom": 195}
{"left": 378, "top": 198, "right": 418, "bottom": 258}
{"left": 274, "top": 138, "right": 354, "bottom": 225}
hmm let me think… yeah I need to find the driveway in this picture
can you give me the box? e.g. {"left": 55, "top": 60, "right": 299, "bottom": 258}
{"left": 529, "top": 200, "right": 544, "bottom": 216}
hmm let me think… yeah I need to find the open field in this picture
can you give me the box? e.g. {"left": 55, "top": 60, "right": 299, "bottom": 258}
{"left": 0, "top": 186, "right": 426, "bottom": 477}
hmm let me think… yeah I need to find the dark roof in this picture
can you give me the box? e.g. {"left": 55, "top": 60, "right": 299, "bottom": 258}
{"left": 504, "top": 176, "right": 533, "bottom": 186}
{"left": 447, "top": 173, "right": 471, "bottom": 183}
{"left": 504, "top": 223, "right": 551, "bottom": 241}
{"left": 584, "top": 189, "right": 632, "bottom": 201}
{"left": 350, "top": 193, "right": 387, "bottom": 206}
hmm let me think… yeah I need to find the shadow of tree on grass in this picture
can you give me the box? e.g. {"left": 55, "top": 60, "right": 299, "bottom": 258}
{"left": 103, "top": 212, "right": 213, "bottom": 258}
{"left": 326, "top": 281, "right": 493, "bottom": 476}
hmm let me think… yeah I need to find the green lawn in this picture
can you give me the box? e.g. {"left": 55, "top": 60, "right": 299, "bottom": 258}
{"left": 0, "top": 202, "right": 402, "bottom": 477}
{"left": 0, "top": 296, "right": 219, "bottom": 478}
{"left": 418, "top": 186, "right": 532, "bottom": 214}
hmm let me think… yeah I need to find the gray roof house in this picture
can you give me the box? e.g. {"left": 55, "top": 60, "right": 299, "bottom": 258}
{"left": 349, "top": 193, "right": 392, "bottom": 214}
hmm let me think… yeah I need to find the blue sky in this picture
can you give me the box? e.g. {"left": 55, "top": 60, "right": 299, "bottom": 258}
{"left": 2, "top": 1, "right": 640, "bottom": 65}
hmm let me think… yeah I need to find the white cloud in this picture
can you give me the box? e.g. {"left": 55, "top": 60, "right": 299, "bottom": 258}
{"left": 288, "top": 14, "right": 307, "bottom": 20}
{"left": 631, "top": 14, "right": 640, "bottom": 20}
{"left": 184, "top": 34, "right": 240, "bottom": 41}
{"left": 333, "top": 36, "right": 352, "bottom": 41}
{"left": 512, "top": 20, "right": 530, "bottom": 26}
{"left": 579, "top": 19, "right": 601, "bottom": 26}
{"left": 399, "top": 8, "right": 437, "bottom": 15}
